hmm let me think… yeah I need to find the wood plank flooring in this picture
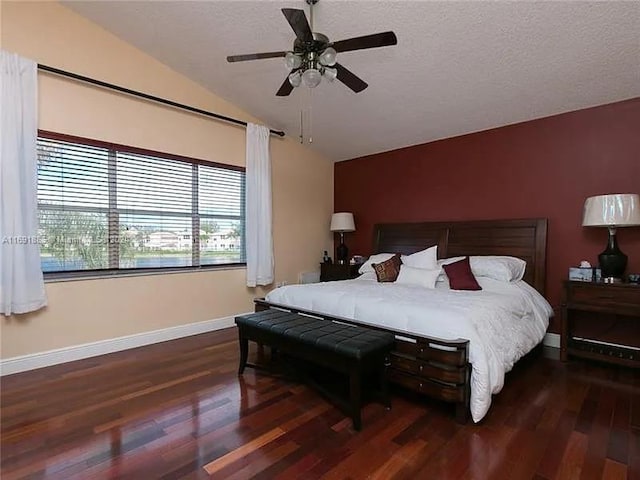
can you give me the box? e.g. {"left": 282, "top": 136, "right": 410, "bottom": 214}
{"left": 1, "top": 327, "right": 638, "bottom": 479}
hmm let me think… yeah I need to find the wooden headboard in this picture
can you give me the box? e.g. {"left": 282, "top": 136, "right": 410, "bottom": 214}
{"left": 372, "top": 218, "right": 548, "bottom": 294}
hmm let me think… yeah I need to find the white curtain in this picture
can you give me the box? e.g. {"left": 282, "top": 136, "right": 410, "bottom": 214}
{"left": 245, "top": 122, "right": 274, "bottom": 287}
{"left": 0, "top": 51, "right": 47, "bottom": 315}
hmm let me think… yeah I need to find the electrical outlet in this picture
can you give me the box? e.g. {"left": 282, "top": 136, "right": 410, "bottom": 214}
{"left": 276, "top": 281, "right": 288, "bottom": 288}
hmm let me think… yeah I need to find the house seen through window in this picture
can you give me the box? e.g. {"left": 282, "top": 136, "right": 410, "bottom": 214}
{"left": 37, "top": 132, "right": 246, "bottom": 275}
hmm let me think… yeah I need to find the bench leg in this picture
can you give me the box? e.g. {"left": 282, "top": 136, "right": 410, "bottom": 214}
{"left": 238, "top": 333, "right": 249, "bottom": 375}
{"left": 381, "top": 355, "right": 391, "bottom": 410}
{"left": 349, "top": 366, "right": 362, "bottom": 431}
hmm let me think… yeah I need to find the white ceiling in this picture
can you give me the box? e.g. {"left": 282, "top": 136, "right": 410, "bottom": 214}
{"left": 63, "top": 0, "right": 640, "bottom": 161}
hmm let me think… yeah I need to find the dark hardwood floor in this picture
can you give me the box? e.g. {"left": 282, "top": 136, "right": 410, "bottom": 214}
{"left": 1, "top": 327, "right": 638, "bottom": 479}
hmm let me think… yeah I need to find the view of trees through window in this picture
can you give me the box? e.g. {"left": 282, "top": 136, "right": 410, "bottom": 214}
{"left": 37, "top": 134, "right": 245, "bottom": 273}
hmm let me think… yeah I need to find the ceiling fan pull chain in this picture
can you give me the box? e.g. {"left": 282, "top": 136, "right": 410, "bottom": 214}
{"left": 308, "top": 88, "right": 313, "bottom": 143}
{"left": 299, "top": 109, "right": 304, "bottom": 144}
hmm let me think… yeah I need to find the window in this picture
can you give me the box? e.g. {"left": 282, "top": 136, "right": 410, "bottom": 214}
{"left": 37, "top": 132, "right": 245, "bottom": 276}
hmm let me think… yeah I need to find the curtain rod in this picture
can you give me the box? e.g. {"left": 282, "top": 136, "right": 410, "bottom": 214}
{"left": 37, "top": 64, "right": 285, "bottom": 138}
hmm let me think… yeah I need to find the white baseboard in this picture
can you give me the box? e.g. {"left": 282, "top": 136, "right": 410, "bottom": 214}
{"left": 0, "top": 314, "right": 245, "bottom": 376}
{"left": 543, "top": 332, "right": 560, "bottom": 349}
{"left": 0, "top": 318, "right": 563, "bottom": 376}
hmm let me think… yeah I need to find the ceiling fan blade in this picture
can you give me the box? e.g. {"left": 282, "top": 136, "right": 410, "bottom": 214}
{"left": 282, "top": 8, "right": 313, "bottom": 43}
{"left": 332, "top": 31, "right": 397, "bottom": 53}
{"left": 276, "top": 75, "right": 295, "bottom": 97}
{"left": 335, "top": 63, "right": 368, "bottom": 93}
{"left": 227, "top": 51, "right": 287, "bottom": 63}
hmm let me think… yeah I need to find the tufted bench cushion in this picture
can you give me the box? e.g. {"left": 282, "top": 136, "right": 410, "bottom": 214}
{"left": 235, "top": 309, "right": 394, "bottom": 360}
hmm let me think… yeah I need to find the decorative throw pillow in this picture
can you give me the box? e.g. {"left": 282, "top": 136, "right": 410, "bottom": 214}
{"left": 437, "top": 256, "right": 466, "bottom": 282}
{"left": 358, "top": 253, "right": 397, "bottom": 274}
{"left": 372, "top": 254, "right": 401, "bottom": 282}
{"left": 442, "top": 257, "right": 482, "bottom": 291}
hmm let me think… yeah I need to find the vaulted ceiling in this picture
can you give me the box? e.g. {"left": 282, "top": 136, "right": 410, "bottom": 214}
{"left": 64, "top": 1, "right": 640, "bottom": 161}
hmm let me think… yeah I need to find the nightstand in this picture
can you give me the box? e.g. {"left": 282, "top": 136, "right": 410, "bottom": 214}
{"left": 561, "top": 281, "right": 640, "bottom": 368}
{"left": 320, "top": 263, "right": 361, "bottom": 282}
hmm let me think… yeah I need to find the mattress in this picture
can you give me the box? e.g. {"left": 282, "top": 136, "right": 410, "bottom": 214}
{"left": 265, "top": 275, "right": 552, "bottom": 422}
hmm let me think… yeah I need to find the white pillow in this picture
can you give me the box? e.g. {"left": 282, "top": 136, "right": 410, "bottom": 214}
{"left": 401, "top": 245, "right": 438, "bottom": 270}
{"left": 395, "top": 265, "right": 441, "bottom": 289}
{"left": 469, "top": 256, "right": 526, "bottom": 282}
{"left": 358, "top": 253, "right": 397, "bottom": 274}
{"left": 356, "top": 271, "right": 378, "bottom": 281}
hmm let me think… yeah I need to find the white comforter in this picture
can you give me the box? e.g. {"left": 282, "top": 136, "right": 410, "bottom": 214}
{"left": 265, "top": 276, "right": 552, "bottom": 422}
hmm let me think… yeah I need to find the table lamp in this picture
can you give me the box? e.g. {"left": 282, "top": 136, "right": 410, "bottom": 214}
{"left": 330, "top": 212, "right": 356, "bottom": 265}
{"left": 582, "top": 193, "right": 640, "bottom": 282}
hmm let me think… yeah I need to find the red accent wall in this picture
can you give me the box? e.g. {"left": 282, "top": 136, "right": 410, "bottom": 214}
{"left": 334, "top": 98, "right": 640, "bottom": 331}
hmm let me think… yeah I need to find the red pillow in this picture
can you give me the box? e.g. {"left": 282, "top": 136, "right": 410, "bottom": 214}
{"left": 443, "top": 257, "right": 482, "bottom": 291}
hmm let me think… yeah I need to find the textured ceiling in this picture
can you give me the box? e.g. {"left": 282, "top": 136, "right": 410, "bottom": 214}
{"left": 63, "top": 1, "right": 640, "bottom": 161}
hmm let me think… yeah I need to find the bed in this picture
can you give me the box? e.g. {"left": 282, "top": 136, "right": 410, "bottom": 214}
{"left": 256, "top": 218, "right": 552, "bottom": 423}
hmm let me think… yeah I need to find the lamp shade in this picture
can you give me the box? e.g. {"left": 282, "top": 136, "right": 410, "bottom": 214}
{"left": 330, "top": 212, "right": 355, "bottom": 232}
{"left": 583, "top": 194, "right": 640, "bottom": 227}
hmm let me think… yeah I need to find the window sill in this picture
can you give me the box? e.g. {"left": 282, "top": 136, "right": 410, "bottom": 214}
{"left": 44, "top": 264, "right": 247, "bottom": 283}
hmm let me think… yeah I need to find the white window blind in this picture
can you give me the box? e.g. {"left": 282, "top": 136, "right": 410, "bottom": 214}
{"left": 37, "top": 133, "right": 245, "bottom": 275}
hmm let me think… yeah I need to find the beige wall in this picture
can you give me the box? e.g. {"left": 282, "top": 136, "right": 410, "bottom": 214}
{"left": 0, "top": 2, "right": 334, "bottom": 359}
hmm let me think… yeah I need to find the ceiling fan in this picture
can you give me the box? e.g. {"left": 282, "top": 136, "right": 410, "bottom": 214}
{"left": 226, "top": 0, "right": 397, "bottom": 96}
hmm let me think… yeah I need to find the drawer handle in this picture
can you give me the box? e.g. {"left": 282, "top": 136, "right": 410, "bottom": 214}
{"left": 419, "top": 365, "right": 424, "bottom": 372}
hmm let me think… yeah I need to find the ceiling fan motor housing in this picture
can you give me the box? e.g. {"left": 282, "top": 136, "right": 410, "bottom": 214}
{"left": 293, "top": 33, "right": 330, "bottom": 55}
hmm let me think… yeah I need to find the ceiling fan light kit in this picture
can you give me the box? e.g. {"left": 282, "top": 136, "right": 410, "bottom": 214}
{"left": 288, "top": 70, "right": 302, "bottom": 87}
{"left": 284, "top": 43, "right": 337, "bottom": 88}
{"left": 226, "top": 0, "right": 397, "bottom": 96}
{"left": 319, "top": 47, "right": 337, "bottom": 67}
{"left": 284, "top": 52, "right": 303, "bottom": 69}
{"left": 302, "top": 68, "right": 322, "bottom": 88}
{"left": 323, "top": 66, "right": 337, "bottom": 82}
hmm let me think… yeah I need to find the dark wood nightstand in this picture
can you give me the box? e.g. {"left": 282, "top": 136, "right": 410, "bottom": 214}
{"left": 561, "top": 281, "right": 640, "bottom": 368}
{"left": 320, "top": 263, "right": 361, "bottom": 282}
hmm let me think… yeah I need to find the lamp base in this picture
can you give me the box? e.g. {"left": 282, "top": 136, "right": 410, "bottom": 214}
{"left": 598, "top": 227, "right": 627, "bottom": 280}
{"left": 336, "top": 242, "right": 348, "bottom": 265}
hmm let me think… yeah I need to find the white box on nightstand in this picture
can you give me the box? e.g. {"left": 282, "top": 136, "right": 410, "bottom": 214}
{"left": 568, "top": 267, "right": 601, "bottom": 282}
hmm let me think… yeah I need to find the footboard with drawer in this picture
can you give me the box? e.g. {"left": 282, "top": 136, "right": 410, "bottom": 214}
{"left": 254, "top": 298, "right": 472, "bottom": 423}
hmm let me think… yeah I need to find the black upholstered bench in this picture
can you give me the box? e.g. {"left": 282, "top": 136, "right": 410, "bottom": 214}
{"left": 235, "top": 309, "right": 395, "bottom": 430}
